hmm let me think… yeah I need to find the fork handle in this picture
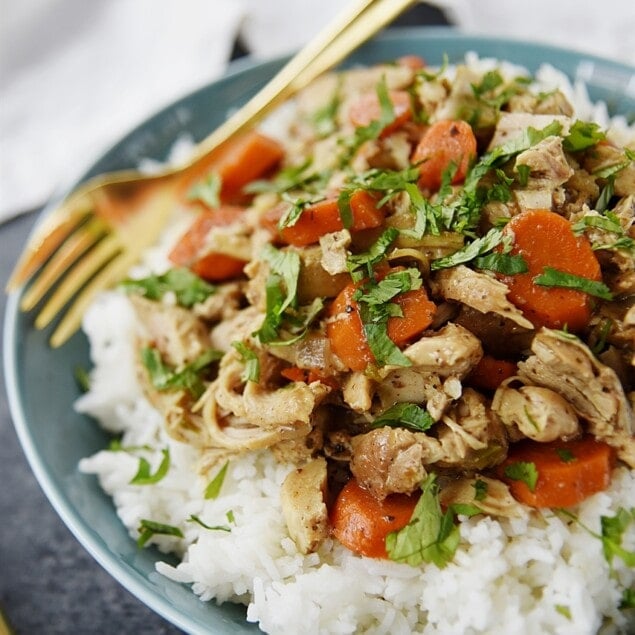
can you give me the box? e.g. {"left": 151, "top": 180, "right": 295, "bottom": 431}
{"left": 189, "top": 0, "right": 418, "bottom": 164}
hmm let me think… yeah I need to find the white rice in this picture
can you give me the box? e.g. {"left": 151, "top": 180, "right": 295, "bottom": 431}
{"left": 76, "top": 54, "right": 635, "bottom": 634}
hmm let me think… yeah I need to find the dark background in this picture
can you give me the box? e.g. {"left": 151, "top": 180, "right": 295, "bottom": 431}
{"left": 0, "top": 6, "right": 450, "bottom": 634}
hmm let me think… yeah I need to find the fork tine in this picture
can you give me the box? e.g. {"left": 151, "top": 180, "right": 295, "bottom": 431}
{"left": 34, "top": 234, "right": 122, "bottom": 330}
{"left": 20, "top": 217, "right": 109, "bottom": 311}
{"left": 48, "top": 250, "right": 141, "bottom": 348}
{"left": 6, "top": 193, "right": 93, "bottom": 292}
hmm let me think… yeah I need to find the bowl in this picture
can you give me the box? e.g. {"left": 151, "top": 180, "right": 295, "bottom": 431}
{"left": 4, "top": 27, "right": 635, "bottom": 634}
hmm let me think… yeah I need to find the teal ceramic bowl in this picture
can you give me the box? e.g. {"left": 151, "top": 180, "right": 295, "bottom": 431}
{"left": 4, "top": 28, "right": 635, "bottom": 635}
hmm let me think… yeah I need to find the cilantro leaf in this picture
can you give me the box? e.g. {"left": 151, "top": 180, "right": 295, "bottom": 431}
{"left": 346, "top": 227, "right": 399, "bottom": 281}
{"left": 339, "top": 76, "right": 395, "bottom": 163}
{"left": 534, "top": 267, "right": 613, "bottom": 300}
{"left": 431, "top": 228, "right": 503, "bottom": 270}
{"left": 261, "top": 244, "right": 300, "bottom": 315}
{"left": 474, "top": 252, "right": 528, "bottom": 274}
{"left": 188, "top": 514, "right": 231, "bottom": 532}
{"left": 137, "top": 519, "right": 183, "bottom": 548}
{"left": 120, "top": 268, "right": 216, "bottom": 308}
{"left": 563, "top": 120, "right": 606, "bottom": 152}
{"left": 620, "top": 588, "right": 635, "bottom": 609}
{"left": 473, "top": 479, "right": 488, "bottom": 502}
{"left": 362, "top": 321, "right": 412, "bottom": 367}
{"left": 601, "top": 508, "right": 635, "bottom": 568}
{"left": 74, "top": 366, "right": 91, "bottom": 393}
{"left": 245, "top": 159, "right": 327, "bottom": 195}
{"left": 187, "top": 172, "right": 222, "bottom": 208}
{"left": 204, "top": 461, "right": 229, "bottom": 500}
{"left": 386, "top": 474, "right": 460, "bottom": 568}
{"left": 371, "top": 402, "right": 435, "bottom": 432}
{"left": 504, "top": 461, "right": 538, "bottom": 491}
{"left": 130, "top": 448, "right": 170, "bottom": 485}
{"left": 232, "top": 342, "right": 260, "bottom": 383}
{"left": 141, "top": 347, "right": 222, "bottom": 399}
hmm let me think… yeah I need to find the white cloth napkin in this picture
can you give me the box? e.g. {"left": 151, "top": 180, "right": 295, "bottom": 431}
{"left": 1, "top": 0, "right": 633, "bottom": 221}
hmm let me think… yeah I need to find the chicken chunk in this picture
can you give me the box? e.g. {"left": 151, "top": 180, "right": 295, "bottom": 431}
{"left": 488, "top": 113, "right": 571, "bottom": 150}
{"left": 401, "top": 323, "right": 483, "bottom": 377}
{"left": 280, "top": 457, "right": 329, "bottom": 554}
{"left": 350, "top": 427, "right": 427, "bottom": 500}
{"left": 518, "top": 328, "right": 635, "bottom": 464}
{"left": 492, "top": 380, "right": 581, "bottom": 442}
{"left": 130, "top": 295, "right": 211, "bottom": 367}
{"left": 514, "top": 136, "right": 574, "bottom": 191}
{"left": 439, "top": 475, "right": 525, "bottom": 518}
{"left": 435, "top": 265, "right": 535, "bottom": 330}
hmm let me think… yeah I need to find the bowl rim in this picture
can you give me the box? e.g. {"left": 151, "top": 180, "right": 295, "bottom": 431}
{"left": 4, "top": 25, "right": 634, "bottom": 635}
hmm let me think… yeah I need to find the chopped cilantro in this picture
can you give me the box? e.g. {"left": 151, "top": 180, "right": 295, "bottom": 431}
{"left": 141, "top": 347, "right": 222, "bottom": 399}
{"left": 346, "top": 227, "right": 399, "bottom": 281}
{"left": 120, "top": 268, "right": 216, "bottom": 308}
{"left": 339, "top": 76, "right": 395, "bottom": 163}
{"left": 473, "top": 479, "right": 488, "bottom": 502}
{"left": 620, "top": 588, "right": 635, "bottom": 609}
{"left": 386, "top": 474, "right": 460, "bottom": 568}
{"left": 232, "top": 341, "right": 260, "bottom": 383}
{"left": 556, "top": 448, "right": 576, "bottom": 463}
{"left": 362, "top": 320, "right": 412, "bottom": 367}
{"left": 311, "top": 88, "right": 341, "bottom": 138}
{"left": 371, "top": 402, "right": 435, "bottom": 432}
{"left": 516, "top": 163, "right": 531, "bottom": 187}
{"left": 596, "top": 179, "right": 615, "bottom": 214}
{"left": 504, "top": 461, "right": 538, "bottom": 492}
{"left": 563, "top": 121, "right": 606, "bottom": 152}
{"left": 137, "top": 519, "right": 183, "bottom": 548}
{"left": 130, "top": 448, "right": 170, "bottom": 485}
{"left": 534, "top": 267, "right": 613, "bottom": 300}
{"left": 554, "top": 604, "right": 572, "bottom": 620}
{"left": 74, "top": 366, "right": 91, "bottom": 393}
{"left": 277, "top": 193, "right": 326, "bottom": 229}
{"left": 204, "top": 461, "right": 229, "bottom": 500}
{"left": 187, "top": 172, "right": 222, "bottom": 208}
{"left": 601, "top": 507, "right": 635, "bottom": 568}
{"left": 188, "top": 514, "right": 231, "bottom": 532}
{"left": 245, "top": 159, "right": 328, "bottom": 196}
{"left": 254, "top": 245, "right": 301, "bottom": 343}
{"left": 431, "top": 227, "right": 506, "bottom": 270}
{"left": 473, "top": 252, "right": 528, "bottom": 275}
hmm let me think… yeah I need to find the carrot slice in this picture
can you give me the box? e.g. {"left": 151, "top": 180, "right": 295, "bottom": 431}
{"left": 348, "top": 90, "right": 412, "bottom": 137}
{"left": 327, "top": 278, "right": 436, "bottom": 371}
{"left": 498, "top": 437, "right": 615, "bottom": 508}
{"left": 280, "top": 190, "right": 384, "bottom": 247}
{"left": 412, "top": 119, "right": 477, "bottom": 191}
{"left": 498, "top": 209, "right": 602, "bottom": 331}
{"left": 168, "top": 207, "right": 247, "bottom": 282}
{"left": 467, "top": 355, "right": 518, "bottom": 391}
{"left": 182, "top": 131, "right": 284, "bottom": 205}
{"left": 330, "top": 477, "right": 419, "bottom": 559}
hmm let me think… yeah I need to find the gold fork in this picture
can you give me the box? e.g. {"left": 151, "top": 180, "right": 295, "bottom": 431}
{"left": 7, "top": 0, "right": 417, "bottom": 348}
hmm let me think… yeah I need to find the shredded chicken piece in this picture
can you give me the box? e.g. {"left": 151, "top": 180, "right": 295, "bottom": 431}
{"left": 437, "top": 388, "right": 508, "bottom": 470}
{"left": 209, "top": 306, "right": 263, "bottom": 353}
{"left": 350, "top": 427, "right": 427, "bottom": 499}
{"left": 400, "top": 323, "right": 483, "bottom": 377}
{"left": 319, "top": 230, "right": 351, "bottom": 275}
{"left": 213, "top": 349, "right": 330, "bottom": 431}
{"left": 435, "top": 265, "right": 535, "bottom": 330}
{"left": 130, "top": 295, "right": 211, "bottom": 367}
{"left": 374, "top": 369, "right": 458, "bottom": 421}
{"left": 439, "top": 476, "right": 525, "bottom": 518}
{"left": 342, "top": 372, "right": 375, "bottom": 413}
{"left": 488, "top": 113, "right": 571, "bottom": 150}
{"left": 280, "top": 457, "right": 329, "bottom": 554}
{"left": 518, "top": 328, "right": 635, "bottom": 465}
{"left": 514, "top": 136, "right": 574, "bottom": 191}
{"left": 492, "top": 379, "right": 581, "bottom": 442}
